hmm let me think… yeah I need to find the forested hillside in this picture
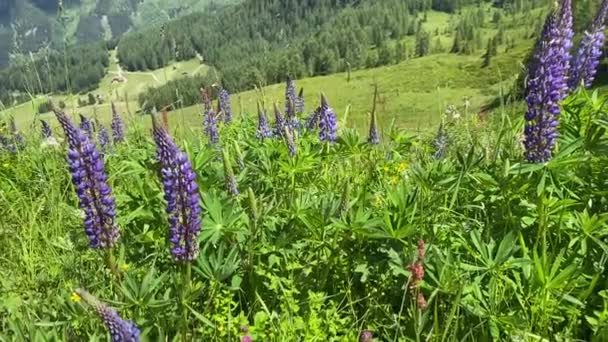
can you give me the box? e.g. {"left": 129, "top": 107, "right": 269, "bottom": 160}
{"left": 118, "top": 0, "right": 546, "bottom": 93}
{"left": 0, "top": 0, "right": 237, "bottom": 69}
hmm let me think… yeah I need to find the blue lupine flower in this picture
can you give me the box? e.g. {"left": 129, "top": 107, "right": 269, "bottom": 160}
{"left": 368, "top": 110, "right": 380, "bottom": 145}
{"left": 55, "top": 111, "right": 119, "bottom": 248}
{"left": 282, "top": 126, "right": 297, "bottom": 157}
{"left": 569, "top": 0, "right": 608, "bottom": 89}
{"left": 304, "top": 110, "right": 319, "bottom": 130}
{"left": 76, "top": 288, "right": 140, "bottom": 342}
{"left": 256, "top": 102, "right": 272, "bottom": 140}
{"left": 296, "top": 88, "right": 305, "bottom": 114}
{"left": 285, "top": 79, "right": 297, "bottom": 113}
{"left": 41, "top": 120, "right": 53, "bottom": 139}
{"left": 557, "top": 0, "right": 573, "bottom": 97}
{"left": 273, "top": 103, "right": 286, "bottom": 137}
{"left": 152, "top": 117, "right": 202, "bottom": 262}
{"left": 111, "top": 102, "right": 125, "bottom": 143}
{"left": 96, "top": 120, "right": 111, "bottom": 154}
{"left": 203, "top": 108, "right": 219, "bottom": 145}
{"left": 523, "top": 4, "right": 572, "bottom": 162}
{"left": 80, "top": 114, "right": 94, "bottom": 137}
{"left": 219, "top": 88, "right": 233, "bottom": 124}
{"left": 319, "top": 94, "right": 338, "bottom": 143}
{"left": 285, "top": 79, "right": 300, "bottom": 129}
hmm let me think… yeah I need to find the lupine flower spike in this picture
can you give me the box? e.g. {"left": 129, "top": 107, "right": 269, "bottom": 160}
{"left": 75, "top": 288, "right": 140, "bottom": 342}
{"left": 55, "top": 110, "right": 119, "bottom": 248}
{"left": 41, "top": 119, "right": 53, "bottom": 139}
{"left": 319, "top": 93, "right": 338, "bottom": 143}
{"left": 202, "top": 94, "right": 219, "bottom": 145}
{"left": 256, "top": 101, "right": 272, "bottom": 140}
{"left": 152, "top": 115, "right": 202, "bottom": 262}
{"left": 285, "top": 80, "right": 300, "bottom": 129}
{"left": 304, "top": 108, "right": 319, "bottom": 130}
{"left": 219, "top": 88, "right": 233, "bottom": 124}
{"left": 296, "top": 88, "right": 305, "bottom": 114}
{"left": 273, "top": 102, "right": 286, "bottom": 137}
{"left": 111, "top": 102, "right": 125, "bottom": 143}
{"left": 80, "top": 114, "right": 94, "bottom": 137}
{"left": 570, "top": 0, "right": 608, "bottom": 89}
{"left": 368, "top": 86, "right": 380, "bottom": 145}
{"left": 558, "top": 0, "right": 574, "bottom": 93}
{"left": 286, "top": 99, "right": 300, "bottom": 130}
{"left": 282, "top": 125, "right": 297, "bottom": 157}
{"left": 97, "top": 120, "right": 112, "bottom": 154}
{"left": 285, "top": 79, "right": 297, "bottom": 113}
{"left": 523, "top": 5, "right": 572, "bottom": 163}
{"left": 222, "top": 148, "right": 239, "bottom": 197}
{"left": 368, "top": 111, "right": 380, "bottom": 145}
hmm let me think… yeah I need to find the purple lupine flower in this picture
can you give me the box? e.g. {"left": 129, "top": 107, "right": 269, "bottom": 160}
{"left": 273, "top": 102, "right": 286, "bottom": 137}
{"left": 319, "top": 94, "right": 338, "bottom": 142}
{"left": 55, "top": 111, "right": 119, "bottom": 248}
{"left": 557, "top": 0, "right": 574, "bottom": 97}
{"left": 80, "top": 114, "right": 94, "bottom": 137}
{"left": 111, "top": 103, "right": 125, "bottom": 143}
{"left": 241, "top": 336, "right": 252, "bottom": 342}
{"left": 368, "top": 110, "right": 380, "bottom": 145}
{"left": 569, "top": 0, "right": 608, "bottom": 89}
{"left": 282, "top": 126, "right": 297, "bottom": 157}
{"left": 296, "top": 88, "right": 305, "bottom": 114}
{"left": 360, "top": 330, "right": 373, "bottom": 342}
{"left": 285, "top": 79, "right": 297, "bottom": 112}
{"left": 523, "top": 8, "right": 570, "bottom": 162}
{"left": 285, "top": 79, "right": 300, "bottom": 129}
{"left": 256, "top": 102, "right": 272, "bottom": 140}
{"left": 97, "top": 120, "right": 111, "bottom": 154}
{"left": 152, "top": 118, "right": 202, "bottom": 262}
{"left": 203, "top": 108, "right": 219, "bottom": 145}
{"left": 41, "top": 120, "right": 53, "bottom": 139}
{"left": 222, "top": 148, "right": 239, "bottom": 197}
{"left": 75, "top": 288, "right": 140, "bottom": 342}
{"left": 304, "top": 110, "right": 319, "bottom": 130}
{"left": 219, "top": 88, "right": 233, "bottom": 124}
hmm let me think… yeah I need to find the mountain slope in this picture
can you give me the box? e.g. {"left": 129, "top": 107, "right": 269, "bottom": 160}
{"left": 0, "top": 0, "right": 238, "bottom": 68}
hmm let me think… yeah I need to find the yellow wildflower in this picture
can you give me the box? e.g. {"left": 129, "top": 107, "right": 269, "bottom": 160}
{"left": 396, "top": 161, "right": 409, "bottom": 173}
{"left": 120, "top": 263, "right": 130, "bottom": 272}
{"left": 389, "top": 176, "right": 400, "bottom": 185}
{"left": 70, "top": 292, "right": 81, "bottom": 303}
{"left": 373, "top": 194, "right": 383, "bottom": 207}
{"left": 382, "top": 165, "right": 390, "bottom": 173}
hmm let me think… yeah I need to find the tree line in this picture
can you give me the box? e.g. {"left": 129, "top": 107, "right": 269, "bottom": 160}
{"left": 0, "top": 42, "right": 108, "bottom": 107}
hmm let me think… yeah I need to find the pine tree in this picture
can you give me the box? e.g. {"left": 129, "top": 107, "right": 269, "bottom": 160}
{"left": 415, "top": 29, "right": 430, "bottom": 57}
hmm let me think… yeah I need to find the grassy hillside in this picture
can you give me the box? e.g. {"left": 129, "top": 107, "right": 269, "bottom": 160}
{"left": 2, "top": 4, "right": 544, "bottom": 133}
{"left": 1, "top": 50, "right": 207, "bottom": 128}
